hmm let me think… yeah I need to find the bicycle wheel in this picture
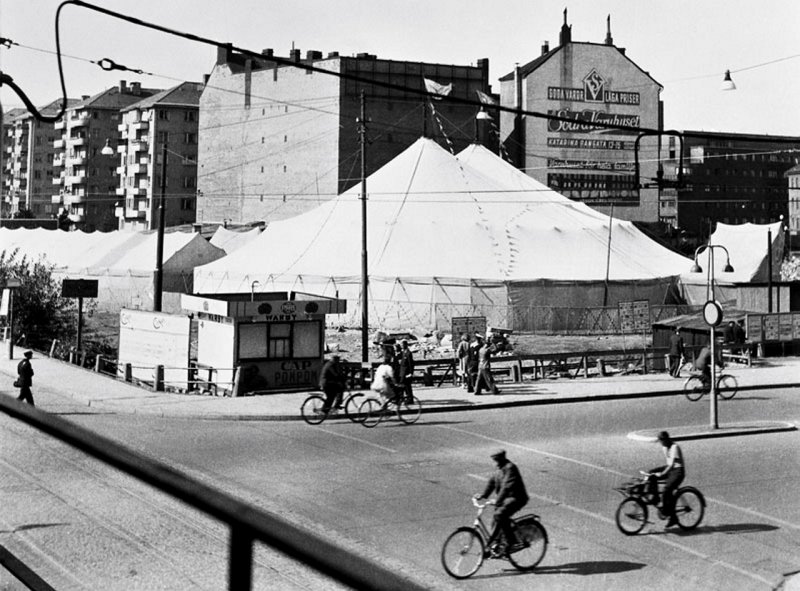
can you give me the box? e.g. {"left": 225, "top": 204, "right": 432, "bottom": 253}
{"left": 717, "top": 374, "right": 738, "bottom": 400}
{"left": 506, "top": 517, "right": 547, "bottom": 571}
{"left": 683, "top": 376, "right": 705, "bottom": 402}
{"left": 397, "top": 395, "right": 422, "bottom": 424}
{"left": 674, "top": 487, "right": 705, "bottom": 530}
{"left": 360, "top": 398, "right": 384, "bottom": 428}
{"left": 615, "top": 497, "right": 648, "bottom": 535}
{"left": 441, "top": 527, "right": 484, "bottom": 579}
{"left": 343, "top": 392, "right": 365, "bottom": 422}
{"left": 300, "top": 395, "right": 327, "bottom": 425}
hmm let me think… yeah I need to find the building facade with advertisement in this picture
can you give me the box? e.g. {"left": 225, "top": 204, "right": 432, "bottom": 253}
{"left": 198, "top": 46, "right": 492, "bottom": 224}
{"left": 499, "top": 12, "right": 662, "bottom": 223}
{"left": 661, "top": 131, "right": 799, "bottom": 241}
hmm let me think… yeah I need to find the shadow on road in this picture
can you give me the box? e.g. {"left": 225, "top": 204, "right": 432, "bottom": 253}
{"left": 645, "top": 522, "right": 779, "bottom": 537}
{"left": 473, "top": 560, "right": 646, "bottom": 579}
{"left": 0, "top": 522, "right": 69, "bottom": 534}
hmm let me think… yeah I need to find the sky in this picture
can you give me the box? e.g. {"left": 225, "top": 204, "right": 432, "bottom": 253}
{"left": 1, "top": 0, "right": 799, "bottom": 136}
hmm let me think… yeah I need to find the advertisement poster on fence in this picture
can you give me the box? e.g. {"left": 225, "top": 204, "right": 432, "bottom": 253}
{"left": 118, "top": 309, "right": 191, "bottom": 390}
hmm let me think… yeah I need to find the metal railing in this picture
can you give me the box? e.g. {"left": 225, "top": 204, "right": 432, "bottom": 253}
{"left": 0, "top": 398, "right": 429, "bottom": 591}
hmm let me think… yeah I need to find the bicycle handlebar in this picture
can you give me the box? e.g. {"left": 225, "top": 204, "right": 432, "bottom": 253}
{"left": 472, "top": 495, "right": 495, "bottom": 509}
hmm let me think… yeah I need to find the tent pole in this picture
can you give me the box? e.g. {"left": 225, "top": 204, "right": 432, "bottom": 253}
{"left": 603, "top": 203, "right": 614, "bottom": 307}
{"left": 358, "top": 91, "right": 369, "bottom": 363}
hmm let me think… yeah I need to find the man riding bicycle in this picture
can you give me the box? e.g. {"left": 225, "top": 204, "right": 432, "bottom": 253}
{"left": 648, "top": 431, "right": 685, "bottom": 528}
{"left": 694, "top": 342, "right": 724, "bottom": 391}
{"left": 476, "top": 450, "right": 529, "bottom": 556}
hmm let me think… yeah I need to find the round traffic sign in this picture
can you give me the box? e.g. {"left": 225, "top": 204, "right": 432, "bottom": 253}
{"left": 702, "top": 300, "right": 723, "bottom": 327}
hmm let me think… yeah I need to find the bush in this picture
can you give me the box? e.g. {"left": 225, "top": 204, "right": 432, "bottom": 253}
{"left": 0, "top": 248, "right": 76, "bottom": 351}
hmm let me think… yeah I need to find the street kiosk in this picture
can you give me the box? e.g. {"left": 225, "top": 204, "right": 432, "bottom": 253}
{"left": 181, "top": 291, "right": 346, "bottom": 395}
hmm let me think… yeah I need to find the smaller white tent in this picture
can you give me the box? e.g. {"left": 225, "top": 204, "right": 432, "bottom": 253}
{"left": 679, "top": 222, "right": 784, "bottom": 305}
{"left": 0, "top": 228, "right": 225, "bottom": 313}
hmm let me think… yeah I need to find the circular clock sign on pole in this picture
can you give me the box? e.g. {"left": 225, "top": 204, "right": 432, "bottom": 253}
{"left": 702, "top": 300, "right": 723, "bottom": 327}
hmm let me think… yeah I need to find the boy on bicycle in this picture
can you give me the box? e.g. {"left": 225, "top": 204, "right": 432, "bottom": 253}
{"left": 476, "top": 450, "right": 529, "bottom": 556}
{"left": 648, "top": 431, "right": 685, "bottom": 528}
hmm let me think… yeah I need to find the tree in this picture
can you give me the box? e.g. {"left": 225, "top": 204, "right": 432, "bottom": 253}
{"left": 0, "top": 248, "right": 76, "bottom": 351}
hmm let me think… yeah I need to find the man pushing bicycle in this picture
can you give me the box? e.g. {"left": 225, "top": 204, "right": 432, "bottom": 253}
{"left": 476, "top": 450, "right": 529, "bottom": 556}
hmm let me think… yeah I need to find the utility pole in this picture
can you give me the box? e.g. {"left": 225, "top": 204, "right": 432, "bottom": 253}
{"left": 357, "top": 92, "right": 369, "bottom": 363}
{"left": 154, "top": 143, "right": 167, "bottom": 312}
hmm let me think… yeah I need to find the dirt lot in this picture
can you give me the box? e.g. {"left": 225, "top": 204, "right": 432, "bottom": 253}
{"left": 85, "top": 312, "right": 651, "bottom": 362}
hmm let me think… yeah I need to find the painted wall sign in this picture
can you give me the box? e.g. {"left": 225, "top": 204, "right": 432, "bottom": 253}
{"left": 547, "top": 70, "right": 641, "bottom": 105}
{"left": 548, "top": 172, "right": 638, "bottom": 204}
{"left": 547, "top": 158, "right": 636, "bottom": 172}
{"left": 547, "top": 109, "right": 640, "bottom": 133}
{"left": 546, "top": 137, "right": 634, "bottom": 150}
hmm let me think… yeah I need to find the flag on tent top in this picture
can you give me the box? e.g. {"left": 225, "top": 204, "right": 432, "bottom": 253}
{"left": 476, "top": 90, "right": 496, "bottom": 105}
{"left": 423, "top": 77, "right": 452, "bottom": 99}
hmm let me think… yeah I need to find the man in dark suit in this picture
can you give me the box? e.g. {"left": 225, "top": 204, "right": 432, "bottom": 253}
{"left": 668, "top": 328, "right": 685, "bottom": 378}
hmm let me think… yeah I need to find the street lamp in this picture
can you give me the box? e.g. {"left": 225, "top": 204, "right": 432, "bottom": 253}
{"left": 690, "top": 243, "right": 734, "bottom": 429}
{"left": 101, "top": 138, "right": 114, "bottom": 156}
{"left": 720, "top": 70, "right": 736, "bottom": 91}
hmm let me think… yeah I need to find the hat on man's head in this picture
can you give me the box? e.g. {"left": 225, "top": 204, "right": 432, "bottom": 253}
{"left": 657, "top": 431, "right": 671, "bottom": 443}
{"left": 475, "top": 332, "right": 484, "bottom": 340}
{"left": 23, "top": 350, "right": 33, "bottom": 358}
{"left": 490, "top": 449, "right": 506, "bottom": 460}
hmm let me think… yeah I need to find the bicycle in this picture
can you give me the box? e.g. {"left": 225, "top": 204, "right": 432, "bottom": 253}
{"left": 358, "top": 391, "right": 422, "bottom": 428}
{"left": 440, "top": 497, "right": 548, "bottom": 579}
{"left": 683, "top": 371, "right": 738, "bottom": 401}
{"left": 614, "top": 470, "right": 705, "bottom": 535}
{"left": 300, "top": 388, "right": 365, "bottom": 425}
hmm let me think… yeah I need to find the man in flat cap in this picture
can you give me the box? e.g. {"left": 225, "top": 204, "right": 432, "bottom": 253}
{"left": 476, "top": 449, "right": 529, "bottom": 556}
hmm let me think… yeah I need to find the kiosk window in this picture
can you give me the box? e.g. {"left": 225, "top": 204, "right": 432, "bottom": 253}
{"left": 268, "top": 323, "right": 291, "bottom": 358}
{"left": 294, "top": 321, "right": 321, "bottom": 357}
{"left": 238, "top": 323, "right": 268, "bottom": 358}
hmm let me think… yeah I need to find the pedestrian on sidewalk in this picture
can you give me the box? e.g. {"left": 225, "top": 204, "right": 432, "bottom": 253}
{"left": 398, "top": 339, "right": 415, "bottom": 403}
{"left": 16, "top": 350, "right": 35, "bottom": 406}
{"left": 455, "top": 333, "right": 470, "bottom": 389}
{"left": 668, "top": 327, "right": 686, "bottom": 378}
{"left": 474, "top": 332, "right": 500, "bottom": 395}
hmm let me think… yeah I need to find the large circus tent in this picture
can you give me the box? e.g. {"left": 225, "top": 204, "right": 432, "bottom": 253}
{"left": 193, "top": 138, "right": 692, "bottom": 330}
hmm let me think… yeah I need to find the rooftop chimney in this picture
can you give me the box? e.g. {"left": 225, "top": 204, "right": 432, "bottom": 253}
{"left": 262, "top": 48, "right": 274, "bottom": 58}
{"left": 605, "top": 15, "right": 614, "bottom": 45}
{"left": 327, "top": 51, "right": 340, "bottom": 58}
{"left": 118, "top": 80, "right": 127, "bottom": 93}
{"left": 541, "top": 41, "right": 550, "bottom": 55}
{"left": 559, "top": 8, "right": 572, "bottom": 45}
{"left": 306, "top": 50, "right": 322, "bottom": 60}
{"left": 290, "top": 48, "right": 301, "bottom": 62}
{"left": 216, "top": 44, "right": 233, "bottom": 65}
{"left": 130, "top": 81, "right": 141, "bottom": 94}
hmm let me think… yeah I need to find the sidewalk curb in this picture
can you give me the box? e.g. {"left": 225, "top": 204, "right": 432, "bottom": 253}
{"left": 83, "top": 381, "right": 800, "bottom": 421}
{"left": 627, "top": 421, "right": 798, "bottom": 442}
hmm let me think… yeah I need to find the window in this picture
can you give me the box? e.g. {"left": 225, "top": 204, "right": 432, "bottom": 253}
{"left": 184, "top": 133, "right": 197, "bottom": 144}
{"left": 182, "top": 176, "right": 196, "bottom": 188}
{"left": 268, "top": 323, "right": 291, "bottom": 358}
{"left": 157, "top": 131, "right": 169, "bottom": 143}
{"left": 182, "top": 154, "right": 196, "bottom": 165}
{"left": 184, "top": 110, "right": 196, "bottom": 122}
{"left": 180, "top": 198, "right": 194, "bottom": 210}
{"left": 158, "top": 109, "right": 169, "bottom": 121}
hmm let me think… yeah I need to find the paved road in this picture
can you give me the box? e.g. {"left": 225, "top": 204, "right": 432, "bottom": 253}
{"left": 1, "top": 350, "right": 799, "bottom": 590}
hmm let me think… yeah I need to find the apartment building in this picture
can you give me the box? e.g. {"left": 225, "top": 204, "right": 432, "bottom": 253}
{"left": 2, "top": 107, "right": 28, "bottom": 218}
{"left": 198, "top": 46, "right": 492, "bottom": 224}
{"left": 661, "top": 131, "right": 800, "bottom": 240}
{"left": 3, "top": 102, "right": 76, "bottom": 220}
{"left": 52, "top": 81, "right": 160, "bottom": 231}
{"left": 115, "top": 82, "right": 203, "bottom": 231}
{"left": 498, "top": 11, "right": 663, "bottom": 224}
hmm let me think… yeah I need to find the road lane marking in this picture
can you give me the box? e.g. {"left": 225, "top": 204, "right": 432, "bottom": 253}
{"left": 315, "top": 427, "right": 397, "bottom": 453}
{"left": 443, "top": 425, "right": 629, "bottom": 477}
{"left": 446, "top": 425, "right": 800, "bottom": 530}
{"left": 467, "top": 474, "right": 776, "bottom": 587}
